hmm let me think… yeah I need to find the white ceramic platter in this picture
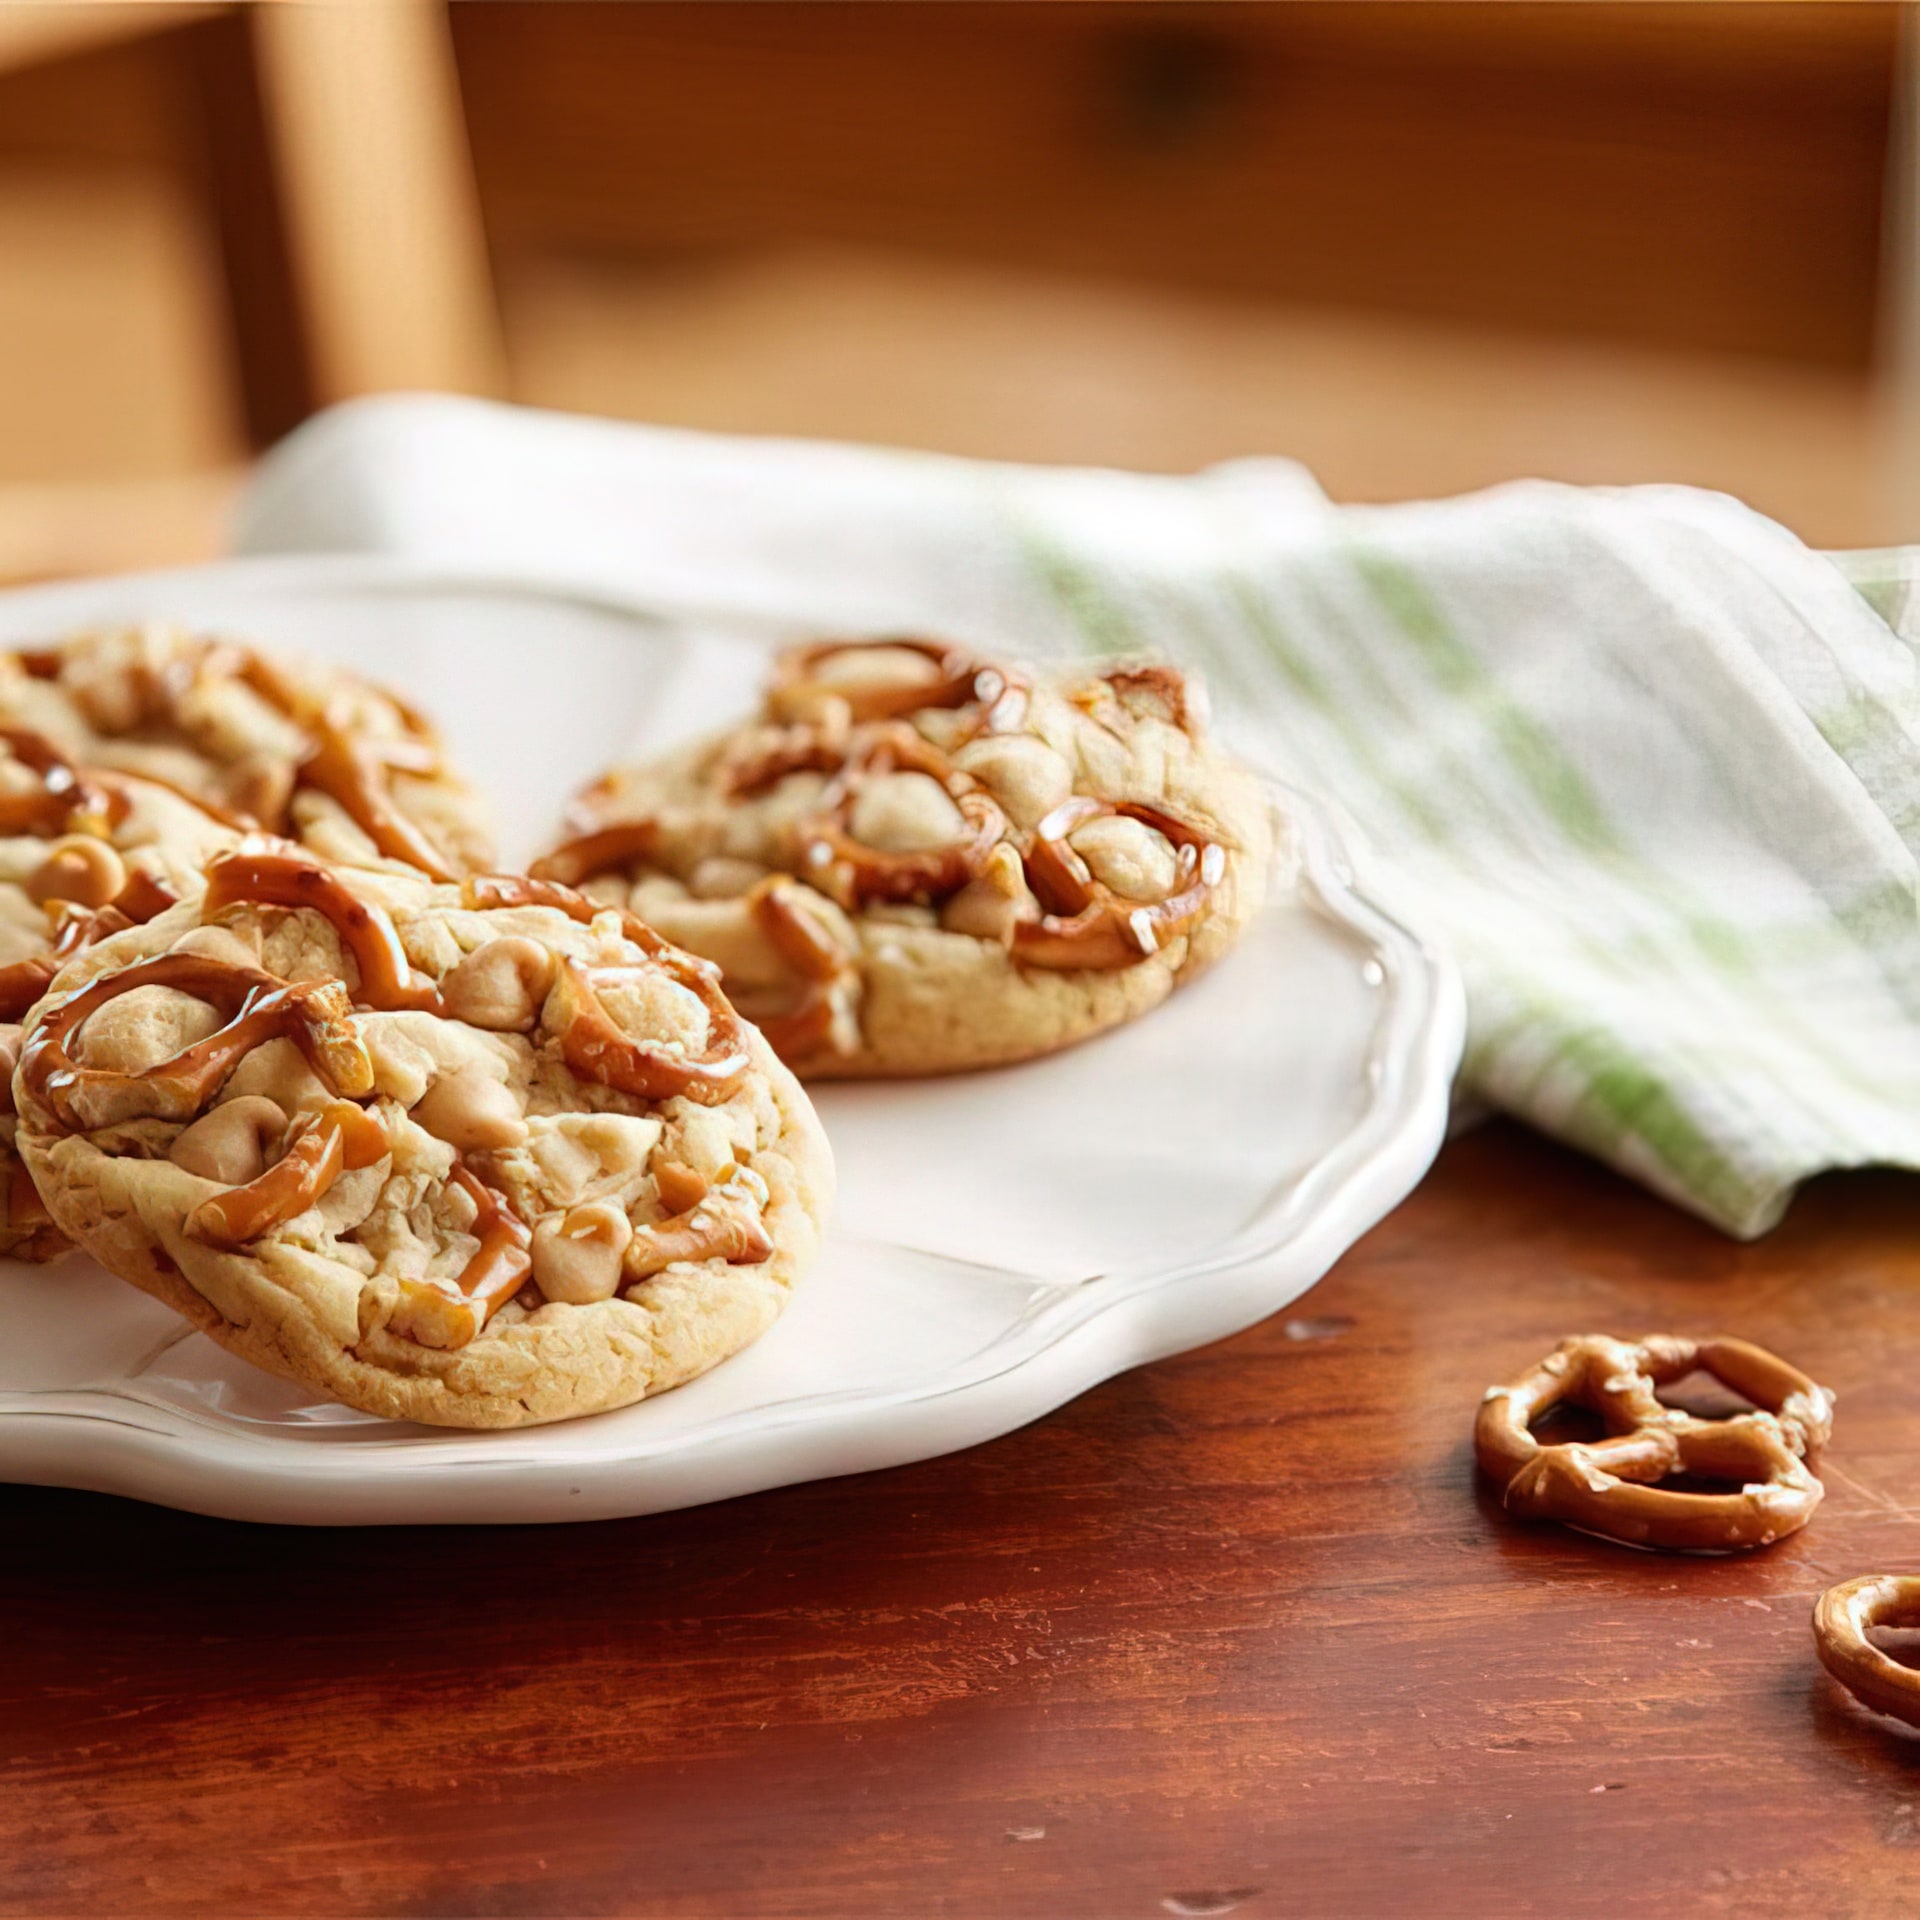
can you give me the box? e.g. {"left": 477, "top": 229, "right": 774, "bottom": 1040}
{"left": 0, "top": 557, "right": 1462, "bottom": 1525}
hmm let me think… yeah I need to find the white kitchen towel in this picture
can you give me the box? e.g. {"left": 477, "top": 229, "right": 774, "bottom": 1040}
{"left": 235, "top": 394, "right": 1920, "bottom": 1237}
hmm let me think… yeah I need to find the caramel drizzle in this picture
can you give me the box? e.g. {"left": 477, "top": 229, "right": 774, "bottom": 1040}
{"left": 17, "top": 952, "right": 371, "bottom": 1131}
{"left": 186, "top": 1099, "right": 389, "bottom": 1248}
{"left": 387, "top": 1161, "right": 533, "bottom": 1350}
{"left": 465, "top": 873, "right": 752, "bottom": 1107}
{"left": 202, "top": 846, "right": 443, "bottom": 1013}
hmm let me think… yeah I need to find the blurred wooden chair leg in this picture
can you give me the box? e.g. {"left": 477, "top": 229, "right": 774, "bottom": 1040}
{"left": 248, "top": 0, "right": 503, "bottom": 406}
{"left": 0, "top": 0, "right": 502, "bottom": 583}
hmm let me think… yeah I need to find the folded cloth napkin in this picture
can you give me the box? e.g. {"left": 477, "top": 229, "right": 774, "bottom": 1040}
{"left": 236, "top": 395, "right": 1920, "bottom": 1237}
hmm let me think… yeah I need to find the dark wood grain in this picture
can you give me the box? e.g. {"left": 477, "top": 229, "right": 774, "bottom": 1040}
{"left": 5, "top": 1121, "right": 1920, "bottom": 1918}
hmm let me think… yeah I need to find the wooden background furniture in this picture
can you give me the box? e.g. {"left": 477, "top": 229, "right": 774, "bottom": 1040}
{"left": 6, "top": 1123, "right": 1919, "bottom": 1917}
{"left": 0, "top": 0, "right": 497, "bottom": 581}
{"left": 0, "top": 0, "right": 1916, "bottom": 579}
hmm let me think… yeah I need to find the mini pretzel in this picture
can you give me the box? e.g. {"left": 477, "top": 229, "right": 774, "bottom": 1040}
{"left": 1813, "top": 1576, "right": 1920, "bottom": 1727}
{"left": 796, "top": 727, "right": 1009, "bottom": 909}
{"left": 215, "top": 642, "right": 467, "bottom": 880}
{"left": 0, "top": 893, "right": 158, "bottom": 1023}
{"left": 624, "top": 1164, "right": 774, "bottom": 1282}
{"left": 744, "top": 877, "right": 855, "bottom": 1059}
{"left": 532, "top": 819, "right": 659, "bottom": 888}
{"left": 387, "top": 1161, "right": 533, "bottom": 1350}
{"left": 1475, "top": 1334, "right": 1833, "bottom": 1552}
{"left": 185, "top": 1098, "right": 390, "bottom": 1248}
{"left": 1013, "top": 796, "right": 1225, "bottom": 971}
{"left": 768, "top": 637, "right": 1021, "bottom": 727}
{"left": 469, "top": 872, "right": 752, "bottom": 1107}
{"left": 202, "top": 844, "right": 443, "bottom": 1013}
{"left": 296, "top": 710, "right": 457, "bottom": 881}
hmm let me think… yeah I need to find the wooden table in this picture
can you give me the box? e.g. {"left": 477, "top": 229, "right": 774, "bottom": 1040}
{"left": 5, "top": 1121, "right": 1918, "bottom": 1917}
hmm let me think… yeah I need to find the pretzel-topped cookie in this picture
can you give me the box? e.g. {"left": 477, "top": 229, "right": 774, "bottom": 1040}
{"left": 1, "top": 626, "right": 494, "bottom": 884}
{"left": 13, "top": 844, "right": 830, "bottom": 1427}
{"left": 1476, "top": 1334, "right": 1833, "bottom": 1552}
{"left": 533, "top": 637, "right": 1275, "bottom": 1078}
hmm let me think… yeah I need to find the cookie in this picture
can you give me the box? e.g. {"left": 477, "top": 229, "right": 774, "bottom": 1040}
{"left": 0, "top": 626, "right": 493, "bottom": 883}
{"left": 534, "top": 640, "right": 1276, "bottom": 1077}
{"left": 0, "top": 728, "right": 246, "bottom": 1258}
{"left": 14, "top": 845, "right": 833, "bottom": 1427}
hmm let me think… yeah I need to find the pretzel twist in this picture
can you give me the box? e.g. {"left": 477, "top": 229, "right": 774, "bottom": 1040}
{"left": 794, "top": 724, "right": 1010, "bottom": 909}
{"left": 1013, "top": 796, "right": 1225, "bottom": 971}
{"left": 465, "top": 872, "right": 752, "bottom": 1107}
{"left": 18, "top": 953, "right": 373, "bottom": 1132}
{"left": 1475, "top": 1334, "right": 1832, "bottom": 1553}
{"left": 1813, "top": 1576, "right": 1920, "bottom": 1728}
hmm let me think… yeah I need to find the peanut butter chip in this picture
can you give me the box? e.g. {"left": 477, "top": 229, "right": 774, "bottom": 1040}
{"left": 531, "top": 1202, "right": 633, "bottom": 1305}
{"left": 168, "top": 1095, "right": 288, "bottom": 1186}
{"left": 847, "top": 772, "right": 968, "bottom": 854}
{"left": 411, "top": 1066, "right": 527, "bottom": 1153}
{"left": 1068, "top": 814, "right": 1180, "bottom": 903}
{"left": 951, "top": 734, "right": 1073, "bottom": 831}
{"left": 441, "top": 937, "right": 556, "bottom": 1033}
{"left": 77, "top": 985, "right": 223, "bottom": 1076}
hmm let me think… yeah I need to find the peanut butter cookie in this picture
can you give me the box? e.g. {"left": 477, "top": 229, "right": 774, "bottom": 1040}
{"left": 0, "top": 626, "right": 493, "bottom": 883}
{"left": 14, "top": 846, "right": 832, "bottom": 1427}
{"left": 535, "top": 641, "right": 1276, "bottom": 1076}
